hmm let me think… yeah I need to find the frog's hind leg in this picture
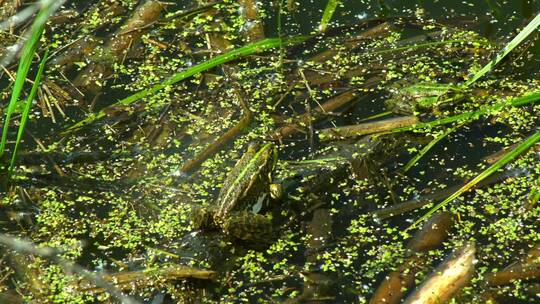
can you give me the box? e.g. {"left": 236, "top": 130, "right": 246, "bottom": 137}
{"left": 192, "top": 207, "right": 218, "bottom": 230}
{"left": 222, "top": 211, "right": 274, "bottom": 243}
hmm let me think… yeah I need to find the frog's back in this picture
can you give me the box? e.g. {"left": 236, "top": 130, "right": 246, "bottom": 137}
{"left": 215, "top": 143, "right": 276, "bottom": 219}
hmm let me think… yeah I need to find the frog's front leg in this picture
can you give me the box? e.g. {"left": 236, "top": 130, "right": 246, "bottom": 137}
{"left": 222, "top": 211, "right": 274, "bottom": 243}
{"left": 250, "top": 182, "right": 283, "bottom": 214}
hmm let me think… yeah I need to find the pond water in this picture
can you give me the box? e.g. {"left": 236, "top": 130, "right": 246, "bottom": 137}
{"left": 0, "top": 0, "right": 539, "bottom": 303}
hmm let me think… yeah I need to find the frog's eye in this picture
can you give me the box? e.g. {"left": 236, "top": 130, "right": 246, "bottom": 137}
{"left": 269, "top": 184, "right": 283, "bottom": 200}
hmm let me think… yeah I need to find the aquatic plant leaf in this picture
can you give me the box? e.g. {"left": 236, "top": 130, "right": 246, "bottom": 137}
{"left": 63, "top": 37, "right": 307, "bottom": 134}
{"left": 408, "top": 130, "right": 540, "bottom": 230}
{"left": 464, "top": 13, "right": 540, "bottom": 86}
{"left": 8, "top": 51, "right": 49, "bottom": 176}
{"left": 320, "top": 0, "right": 340, "bottom": 31}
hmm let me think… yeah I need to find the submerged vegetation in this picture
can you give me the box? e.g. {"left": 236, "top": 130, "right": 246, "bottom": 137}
{"left": 0, "top": 0, "right": 539, "bottom": 303}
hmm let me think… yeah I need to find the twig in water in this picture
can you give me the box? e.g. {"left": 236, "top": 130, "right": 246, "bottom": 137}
{"left": 0, "top": 234, "right": 141, "bottom": 304}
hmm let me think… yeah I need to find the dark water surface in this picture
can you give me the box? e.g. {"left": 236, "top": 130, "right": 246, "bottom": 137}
{"left": 1, "top": 0, "right": 539, "bottom": 303}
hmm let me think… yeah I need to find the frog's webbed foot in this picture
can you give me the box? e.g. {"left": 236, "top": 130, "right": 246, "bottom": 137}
{"left": 222, "top": 211, "right": 274, "bottom": 243}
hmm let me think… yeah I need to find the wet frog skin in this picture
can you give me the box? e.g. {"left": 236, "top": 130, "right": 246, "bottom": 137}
{"left": 193, "top": 142, "right": 278, "bottom": 242}
{"left": 385, "top": 82, "right": 466, "bottom": 115}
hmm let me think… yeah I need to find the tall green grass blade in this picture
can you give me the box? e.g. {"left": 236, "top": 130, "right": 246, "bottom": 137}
{"left": 403, "top": 124, "right": 460, "bottom": 172}
{"left": 484, "top": 0, "right": 503, "bottom": 20}
{"left": 320, "top": 0, "right": 340, "bottom": 32}
{"left": 63, "top": 37, "right": 307, "bottom": 134}
{"left": 464, "top": 13, "right": 540, "bottom": 86}
{"left": 508, "top": 91, "right": 540, "bottom": 106}
{"left": 377, "top": 0, "right": 390, "bottom": 17}
{"left": 0, "top": 0, "right": 60, "bottom": 157}
{"left": 8, "top": 51, "right": 49, "bottom": 176}
{"left": 0, "top": 32, "right": 41, "bottom": 157}
{"left": 408, "top": 130, "right": 540, "bottom": 230}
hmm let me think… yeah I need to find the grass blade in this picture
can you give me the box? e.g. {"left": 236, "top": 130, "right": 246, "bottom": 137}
{"left": 63, "top": 37, "right": 307, "bottom": 134}
{"left": 0, "top": 28, "right": 42, "bottom": 157}
{"left": 408, "top": 130, "right": 540, "bottom": 230}
{"left": 464, "top": 13, "right": 540, "bottom": 86}
{"left": 8, "top": 51, "right": 49, "bottom": 176}
{"left": 484, "top": 0, "right": 503, "bottom": 20}
{"left": 320, "top": 0, "right": 340, "bottom": 32}
{"left": 0, "top": 0, "right": 62, "bottom": 157}
{"left": 403, "top": 124, "right": 460, "bottom": 172}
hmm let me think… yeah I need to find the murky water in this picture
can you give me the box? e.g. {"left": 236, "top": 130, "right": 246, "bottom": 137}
{"left": 0, "top": 0, "right": 539, "bottom": 303}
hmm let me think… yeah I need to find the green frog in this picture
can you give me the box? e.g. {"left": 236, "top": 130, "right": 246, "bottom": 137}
{"left": 192, "top": 142, "right": 279, "bottom": 242}
{"left": 385, "top": 82, "right": 466, "bottom": 115}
